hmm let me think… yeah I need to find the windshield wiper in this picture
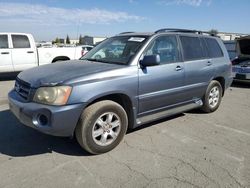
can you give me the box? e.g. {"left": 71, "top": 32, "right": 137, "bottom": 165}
{"left": 83, "top": 58, "right": 124, "bottom": 65}
{"left": 83, "top": 58, "right": 109, "bottom": 63}
{"left": 83, "top": 58, "right": 99, "bottom": 62}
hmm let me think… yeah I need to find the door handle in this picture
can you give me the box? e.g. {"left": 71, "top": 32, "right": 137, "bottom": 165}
{"left": 207, "top": 61, "right": 212, "bottom": 66}
{"left": 1, "top": 52, "right": 9, "bottom": 55}
{"left": 27, "top": 51, "right": 34, "bottom": 53}
{"left": 175, "top": 66, "right": 183, "bottom": 71}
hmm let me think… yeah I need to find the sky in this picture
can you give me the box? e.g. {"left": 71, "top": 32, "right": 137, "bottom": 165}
{"left": 0, "top": 0, "right": 249, "bottom": 41}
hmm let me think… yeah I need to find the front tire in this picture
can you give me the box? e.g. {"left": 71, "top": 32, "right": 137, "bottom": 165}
{"left": 201, "top": 80, "right": 222, "bottom": 113}
{"left": 75, "top": 100, "right": 128, "bottom": 154}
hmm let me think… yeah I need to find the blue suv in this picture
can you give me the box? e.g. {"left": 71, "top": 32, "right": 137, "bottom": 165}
{"left": 8, "top": 29, "right": 233, "bottom": 154}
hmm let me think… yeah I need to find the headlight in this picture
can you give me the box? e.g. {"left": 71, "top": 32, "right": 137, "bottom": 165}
{"left": 33, "top": 86, "right": 72, "bottom": 105}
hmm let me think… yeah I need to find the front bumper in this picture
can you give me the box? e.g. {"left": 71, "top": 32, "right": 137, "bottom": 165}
{"left": 232, "top": 65, "right": 250, "bottom": 83}
{"left": 8, "top": 89, "right": 86, "bottom": 137}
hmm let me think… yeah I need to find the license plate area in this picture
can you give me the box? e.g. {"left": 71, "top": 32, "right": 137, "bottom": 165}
{"left": 235, "top": 74, "right": 246, "bottom": 80}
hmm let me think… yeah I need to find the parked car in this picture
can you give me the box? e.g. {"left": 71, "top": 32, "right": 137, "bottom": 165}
{"left": 8, "top": 29, "right": 233, "bottom": 154}
{"left": 79, "top": 45, "right": 93, "bottom": 56}
{"left": 231, "top": 35, "right": 250, "bottom": 83}
{"left": 223, "top": 40, "right": 237, "bottom": 60}
{"left": 0, "top": 33, "right": 84, "bottom": 73}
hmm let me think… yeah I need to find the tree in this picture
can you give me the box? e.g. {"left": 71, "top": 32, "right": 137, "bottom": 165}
{"left": 208, "top": 29, "right": 218, "bottom": 36}
{"left": 66, "top": 35, "right": 70, "bottom": 44}
{"left": 79, "top": 34, "right": 83, "bottom": 45}
{"left": 52, "top": 37, "right": 60, "bottom": 44}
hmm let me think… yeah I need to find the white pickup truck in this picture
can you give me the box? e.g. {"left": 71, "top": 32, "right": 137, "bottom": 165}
{"left": 0, "top": 33, "right": 85, "bottom": 73}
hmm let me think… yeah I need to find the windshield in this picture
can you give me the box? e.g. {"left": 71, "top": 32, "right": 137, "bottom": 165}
{"left": 80, "top": 36, "right": 149, "bottom": 65}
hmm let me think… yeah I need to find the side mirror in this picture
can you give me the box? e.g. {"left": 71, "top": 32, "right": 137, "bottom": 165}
{"left": 140, "top": 54, "right": 160, "bottom": 67}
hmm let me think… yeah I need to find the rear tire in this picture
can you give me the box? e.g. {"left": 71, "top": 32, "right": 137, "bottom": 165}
{"left": 75, "top": 100, "right": 128, "bottom": 154}
{"left": 201, "top": 80, "right": 222, "bottom": 113}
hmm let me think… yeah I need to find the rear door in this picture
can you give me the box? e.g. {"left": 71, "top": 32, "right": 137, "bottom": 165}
{"left": 204, "top": 37, "right": 225, "bottom": 75}
{"left": 179, "top": 35, "right": 214, "bottom": 101}
{"left": 138, "top": 35, "right": 185, "bottom": 116}
{"left": 0, "top": 34, "right": 14, "bottom": 73}
{"left": 11, "top": 34, "right": 37, "bottom": 71}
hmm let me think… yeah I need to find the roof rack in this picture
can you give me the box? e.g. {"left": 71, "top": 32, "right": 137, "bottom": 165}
{"left": 155, "top": 28, "right": 204, "bottom": 34}
{"left": 119, "top": 32, "right": 135, "bottom": 35}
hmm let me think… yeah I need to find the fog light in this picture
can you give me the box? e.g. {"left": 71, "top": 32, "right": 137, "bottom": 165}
{"left": 37, "top": 114, "right": 48, "bottom": 126}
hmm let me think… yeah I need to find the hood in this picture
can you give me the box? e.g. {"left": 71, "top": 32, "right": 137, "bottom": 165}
{"left": 17, "top": 60, "right": 124, "bottom": 88}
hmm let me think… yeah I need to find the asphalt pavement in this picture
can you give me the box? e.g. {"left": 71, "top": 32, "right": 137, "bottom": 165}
{"left": 0, "top": 79, "right": 249, "bottom": 188}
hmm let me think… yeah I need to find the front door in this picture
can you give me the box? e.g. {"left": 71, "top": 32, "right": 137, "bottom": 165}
{"left": 138, "top": 35, "right": 185, "bottom": 116}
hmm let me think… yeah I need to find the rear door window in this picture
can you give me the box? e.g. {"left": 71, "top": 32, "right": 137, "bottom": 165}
{"left": 205, "top": 38, "right": 223, "bottom": 58}
{"left": 0, "top": 35, "right": 9, "bottom": 49}
{"left": 180, "top": 36, "right": 205, "bottom": 61}
{"left": 12, "top": 35, "right": 31, "bottom": 48}
{"left": 200, "top": 38, "right": 209, "bottom": 58}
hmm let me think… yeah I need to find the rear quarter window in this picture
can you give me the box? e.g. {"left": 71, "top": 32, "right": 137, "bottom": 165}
{"left": 205, "top": 38, "right": 223, "bottom": 58}
{"left": 12, "top": 35, "right": 31, "bottom": 48}
{"left": 180, "top": 36, "right": 205, "bottom": 61}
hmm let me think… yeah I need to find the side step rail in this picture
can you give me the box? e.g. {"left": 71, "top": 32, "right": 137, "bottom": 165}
{"left": 136, "top": 100, "right": 203, "bottom": 125}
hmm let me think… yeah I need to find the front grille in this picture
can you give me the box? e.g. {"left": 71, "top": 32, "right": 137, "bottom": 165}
{"left": 15, "top": 78, "right": 31, "bottom": 101}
